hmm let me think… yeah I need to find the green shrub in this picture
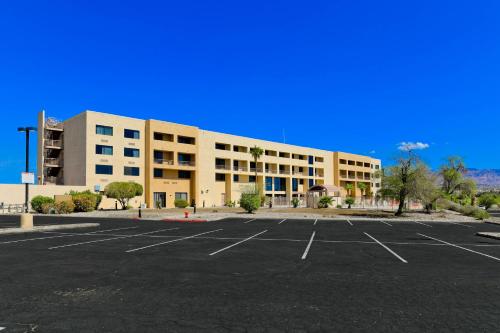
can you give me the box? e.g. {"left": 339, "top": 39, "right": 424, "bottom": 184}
{"left": 344, "top": 197, "right": 355, "bottom": 209}
{"left": 336, "top": 204, "right": 342, "bottom": 209}
{"left": 317, "top": 196, "right": 333, "bottom": 209}
{"left": 31, "top": 195, "right": 54, "bottom": 213}
{"left": 472, "top": 208, "right": 490, "bottom": 220}
{"left": 291, "top": 198, "right": 300, "bottom": 208}
{"left": 41, "top": 202, "right": 56, "bottom": 214}
{"left": 174, "top": 199, "right": 189, "bottom": 208}
{"left": 225, "top": 200, "right": 236, "bottom": 208}
{"left": 478, "top": 193, "right": 499, "bottom": 210}
{"left": 72, "top": 193, "right": 97, "bottom": 212}
{"left": 55, "top": 201, "right": 75, "bottom": 214}
{"left": 240, "top": 193, "right": 261, "bottom": 213}
{"left": 437, "top": 198, "right": 490, "bottom": 220}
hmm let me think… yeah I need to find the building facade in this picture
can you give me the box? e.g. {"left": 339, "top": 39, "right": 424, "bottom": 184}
{"left": 37, "top": 110, "right": 381, "bottom": 208}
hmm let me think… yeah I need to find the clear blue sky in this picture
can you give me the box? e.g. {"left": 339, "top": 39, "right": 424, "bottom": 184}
{"left": 1, "top": 0, "right": 499, "bottom": 183}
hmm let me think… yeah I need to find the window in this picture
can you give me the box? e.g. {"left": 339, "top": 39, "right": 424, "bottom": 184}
{"left": 233, "top": 175, "right": 239, "bottom": 182}
{"left": 249, "top": 175, "right": 256, "bottom": 183}
{"left": 299, "top": 179, "right": 304, "bottom": 185}
{"left": 292, "top": 178, "right": 298, "bottom": 192}
{"left": 215, "top": 143, "right": 229, "bottom": 150}
{"left": 175, "top": 192, "right": 188, "bottom": 200}
{"left": 96, "top": 125, "right": 113, "bottom": 136}
{"left": 308, "top": 155, "right": 314, "bottom": 164}
{"left": 124, "top": 129, "right": 140, "bottom": 139}
{"left": 340, "top": 159, "right": 347, "bottom": 165}
{"left": 215, "top": 173, "right": 226, "bottom": 181}
{"left": 124, "top": 148, "right": 140, "bottom": 158}
{"left": 178, "top": 170, "right": 191, "bottom": 179}
{"left": 178, "top": 136, "right": 195, "bottom": 144}
{"left": 154, "top": 168, "right": 163, "bottom": 178}
{"left": 124, "top": 166, "right": 140, "bottom": 176}
{"left": 96, "top": 164, "right": 113, "bottom": 175}
{"left": 265, "top": 177, "right": 273, "bottom": 191}
{"left": 309, "top": 167, "right": 314, "bottom": 176}
{"left": 309, "top": 179, "right": 314, "bottom": 187}
{"left": 274, "top": 177, "right": 286, "bottom": 191}
{"left": 95, "top": 145, "right": 113, "bottom": 155}
{"left": 375, "top": 165, "right": 380, "bottom": 170}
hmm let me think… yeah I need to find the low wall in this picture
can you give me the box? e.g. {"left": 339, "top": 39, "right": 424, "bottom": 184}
{"left": 0, "top": 184, "right": 144, "bottom": 210}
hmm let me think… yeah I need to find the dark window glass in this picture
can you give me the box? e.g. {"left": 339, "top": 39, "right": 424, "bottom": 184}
{"left": 308, "top": 155, "right": 314, "bottom": 164}
{"left": 249, "top": 175, "right": 256, "bottom": 183}
{"left": 309, "top": 167, "right": 314, "bottom": 176}
{"left": 96, "top": 125, "right": 113, "bottom": 136}
{"left": 124, "top": 148, "right": 140, "bottom": 158}
{"left": 309, "top": 179, "right": 314, "bottom": 187}
{"left": 292, "top": 178, "right": 298, "bottom": 191}
{"left": 265, "top": 177, "right": 273, "bottom": 191}
{"left": 178, "top": 170, "right": 191, "bottom": 179}
{"left": 124, "top": 129, "right": 140, "bottom": 139}
{"left": 96, "top": 164, "right": 113, "bottom": 175}
{"left": 233, "top": 175, "right": 239, "bottom": 182}
{"left": 124, "top": 166, "right": 140, "bottom": 176}
{"left": 299, "top": 179, "right": 304, "bottom": 185}
{"left": 95, "top": 145, "right": 113, "bottom": 155}
{"left": 178, "top": 136, "right": 195, "bottom": 144}
{"left": 215, "top": 173, "right": 226, "bottom": 181}
{"left": 154, "top": 168, "right": 163, "bottom": 178}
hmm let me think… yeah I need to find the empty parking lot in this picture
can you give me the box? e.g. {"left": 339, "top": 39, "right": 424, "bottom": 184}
{"left": 1, "top": 215, "right": 500, "bottom": 332}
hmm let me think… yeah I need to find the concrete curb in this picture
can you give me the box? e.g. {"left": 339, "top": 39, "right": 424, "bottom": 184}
{"left": 476, "top": 232, "right": 500, "bottom": 240}
{"left": 0, "top": 223, "right": 100, "bottom": 235}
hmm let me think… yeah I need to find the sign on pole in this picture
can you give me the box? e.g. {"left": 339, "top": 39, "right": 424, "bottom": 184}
{"left": 21, "top": 172, "right": 35, "bottom": 185}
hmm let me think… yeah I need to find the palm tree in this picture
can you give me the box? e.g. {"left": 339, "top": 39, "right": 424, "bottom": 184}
{"left": 345, "top": 183, "right": 354, "bottom": 197}
{"left": 357, "top": 182, "right": 367, "bottom": 208}
{"left": 249, "top": 146, "right": 264, "bottom": 192}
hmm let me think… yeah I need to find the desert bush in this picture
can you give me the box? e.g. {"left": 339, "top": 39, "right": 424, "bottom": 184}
{"left": 72, "top": 193, "right": 97, "bottom": 212}
{"left": 240, "top": 192, "right": 261, "bottom": 213}
{"left": 41, "top": 202, "right": 56, "bottom": 214}
{"left": 437, "top": 198, "right": 490, "bottom": 220}
{"left": 317, "top": 196, "right": 333, "bottom": 208}
{"left": 174, "top": 199, "right": 189, "bottom": 208}
{"left": 31, "top": 196, "right": 54, "bottom": 213}
{"left": 344, "top": 197, "right": 355, "bottom": 209}
{"left": 478, "top": 193, "right": 499, "bottom": 210}
{"left": 55, "top": 200, "right": 75, "bottom": 214}
{"left": 291, "top": 198, "right": 300, "bottom": 208}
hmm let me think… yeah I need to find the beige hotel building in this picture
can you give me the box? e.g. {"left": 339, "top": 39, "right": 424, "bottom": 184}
{"left": 37, "top": 110, "right": 381, "bottom": 208}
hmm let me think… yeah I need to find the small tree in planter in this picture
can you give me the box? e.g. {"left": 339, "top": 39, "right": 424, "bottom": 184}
{"left": 291, "top": 198, "right": 300, "bottom": 208}
{"left": 345, "top": 197, "right": 355, "bottom": 209}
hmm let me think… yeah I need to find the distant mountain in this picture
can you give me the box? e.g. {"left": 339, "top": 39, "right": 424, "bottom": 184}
{"left": 466, "top": 169, "right": 500, "bottom": 191}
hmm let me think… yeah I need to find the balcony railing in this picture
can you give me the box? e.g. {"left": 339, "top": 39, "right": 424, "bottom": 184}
{"left": 292, "top": 171, "right": 304, "bottom": 175}
{"left": 250, "top": 168, "right": 263, "bottom": 173}
{"left": 154, "top": 159, "right": 174, "bottom": 165}
{"left": 215, "top": 165, "right": 230, "bottom": 170}
{"left": 266, "top": 169, "right": 278, "bottom": 174}
{"left": 178, "top": 161, "right": 195, "bottom": 166}
{"left": 279, "top": 170, "right": 290, "bottom": 175}
{"left": 45, "top": 139, "right": 63, "bottom": 148}
{"left": 315, "top": 173, "right": 324, "bottom": 178}
{"left": 45, "top": 158, "right": 62, "bottom": 166}
{"left": 233, "top": 166, "right": 248, "bottom": 172}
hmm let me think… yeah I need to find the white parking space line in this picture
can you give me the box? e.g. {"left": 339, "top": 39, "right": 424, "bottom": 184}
{"left": 48, "top": 228, "right": 179, "bottom": 250}
{"left": 346, "top": 219, "right": 353, "bottom": 226}
{"left": 301, "top": 231, "right": 316, "bottom": 260}
{"left": 412, "top": 220, "right": 433, "bottom": 227}
{"left": 378, "top": 220, "right": 393, "bottom": 227}
{"left": 313, "top": 219, "right": 318, "bottom": 226}
{"left": 0, "top": 227, "right": 139, "bottom": 245}
{"left": 0, "top": 327, "right": 5, "bottom": 331}
{"left": 418, "top": 233, "right": 500, "bottom": 262}
{"left": 278, "top": 219, "right": 287, "bottom": 224}
{"left": 444, "top": 221, "right": 474, "bottom": 228}
{"left": 126, "top": 229, "right": 223, "bottom": 253}
{"left": 209, "top": 230, "right": 268, "bottom": 256}
{"left": 243, "top": 219, "right": 256, "bottom": 224}
{"left": 364, "top": 232, "right": 408, "bottom": 263}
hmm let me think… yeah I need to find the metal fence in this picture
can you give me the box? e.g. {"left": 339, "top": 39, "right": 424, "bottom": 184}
{"left": 0, "top": 204, "right": 25, "bottom": 214}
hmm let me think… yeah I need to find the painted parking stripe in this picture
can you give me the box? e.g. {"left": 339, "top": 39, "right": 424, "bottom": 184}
{"left": 278, "top": 219, "right": 287, "bottom": 224}
{"left": 364, "top": 232, "right": 408, "bottom": 263}
{"left": 0, "top": 226, "right": 139, "bottom": 245}
{"left": 444, "top": 221, "right": 474, "bottom": 228}
{"left": 346, "top": 219, "right": 353, "bottom": 226}
{"left": 412, "top": 220, "right": 432, "bottom": 227}
{"left": 313, "top": 219, "right": 318, "bottom": 226}
{"left": 418, "top": 233, "right": 500, "bottom": 262}
{"left": 48, "top": 228, "right": 179, "bottom": 250}
{"left": 126, "top": 229, "right": 222, "bottom": 253}
{"left": 0, "top": 327, "right": 5, "bottom": 331}
{"left": 243, "top": 219, "right": 256, "bottom": 224}
{"left": 301, "top": 231, "right": 316, "bottom": 260}
{"left": 209, "top": 230, "right": 268, "bottom": 256}
{"left": 378, "top": 220, "right": 393, "bottom": 227}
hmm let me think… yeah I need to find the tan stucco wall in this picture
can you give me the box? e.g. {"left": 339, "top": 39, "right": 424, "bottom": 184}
{"left": 333, "top": 152, "right": 382, "bottom": 198}
{"left": 63, "top": 112, "right": 87, "bottom": 185}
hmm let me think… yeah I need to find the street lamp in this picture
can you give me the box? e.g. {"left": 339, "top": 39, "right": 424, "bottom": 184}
{"left": 18, "top": 126, "right": 37, "bottom": 213}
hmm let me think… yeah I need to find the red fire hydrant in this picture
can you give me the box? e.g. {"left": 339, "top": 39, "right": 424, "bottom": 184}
{"left": 184, "top": 211, "right": 189, "bottom": 218}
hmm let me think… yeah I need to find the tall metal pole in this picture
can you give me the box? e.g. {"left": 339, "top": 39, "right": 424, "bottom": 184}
{"left": 25, "top": 130, "right": 30, "bottom": 213}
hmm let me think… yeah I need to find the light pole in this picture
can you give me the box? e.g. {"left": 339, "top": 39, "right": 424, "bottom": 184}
{"left": 18, "top": 126, "right": 37, "bottom": 213}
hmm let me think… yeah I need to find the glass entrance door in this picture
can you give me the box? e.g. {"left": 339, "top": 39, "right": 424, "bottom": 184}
{"left": 153, "top": 192, "right": 166, "bottom": 208}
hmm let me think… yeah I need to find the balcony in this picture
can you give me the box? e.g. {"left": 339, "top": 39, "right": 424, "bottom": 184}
{"left": 233, "top": 166, "right": 248, "bottom": 172}
{"left": 154, "top": 159, "right": 174, "bottom": 165}
{"left": 45, "top": 139, "right": 63, "bottom": 148}
{"left": 216, "top": 164, "right": 231, "bottom": 171}
{"left": 293, "top": 171, "right": 305, "bottom": 176}
{"left": 266, "top": 169, "right": 278, "bottom": 174}
{"left": 45, "top": 158, "right": 62, "bottom": 167}
{"left": 178, "top": 160, "right": 196, "bottom": 167}
{"left": 279, "top": 170, "right": 290, "bottom": 175}
{"left": 250, "top": 167, "right": 263, "bottom": 173}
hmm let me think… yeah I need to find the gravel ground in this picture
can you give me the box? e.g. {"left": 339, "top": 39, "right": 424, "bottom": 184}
{"left": 60, "top": 207, "right": 491, "bottom": 223}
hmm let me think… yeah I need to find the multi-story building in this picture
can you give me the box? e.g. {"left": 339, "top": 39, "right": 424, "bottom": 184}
{"left": 37, "top": 110, "right": 381, "bottom": 208}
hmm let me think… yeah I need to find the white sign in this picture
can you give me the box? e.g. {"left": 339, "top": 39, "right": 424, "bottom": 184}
{"left": 21, "top": 172, "right": 35, "bottom": 184}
